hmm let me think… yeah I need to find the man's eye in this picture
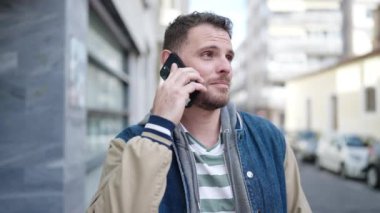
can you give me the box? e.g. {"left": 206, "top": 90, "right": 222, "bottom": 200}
{"left": 201, "top": 51, "right": 213, "bottom": 58}
{"left": 226, "top": 54, "right": 234, "bottom": 62}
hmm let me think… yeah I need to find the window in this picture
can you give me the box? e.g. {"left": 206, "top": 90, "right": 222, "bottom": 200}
{"left": 85, "top": 9, "right": 130, "bottom": 166}
{"left": 365, "top": 87, "right": 376, "bottom": 112}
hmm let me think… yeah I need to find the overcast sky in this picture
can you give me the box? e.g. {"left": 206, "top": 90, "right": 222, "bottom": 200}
{"left": 189, "top": 0, "right": 247, "bottom": 49}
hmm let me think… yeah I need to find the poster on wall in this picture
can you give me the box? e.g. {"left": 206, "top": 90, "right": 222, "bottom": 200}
{"left": 68, "top": 37, "right": 86, "bottom": 109}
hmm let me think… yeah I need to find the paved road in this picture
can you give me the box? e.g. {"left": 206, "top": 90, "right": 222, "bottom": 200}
{"left": 299, "top": 160, "right": 380, "bottom": 213}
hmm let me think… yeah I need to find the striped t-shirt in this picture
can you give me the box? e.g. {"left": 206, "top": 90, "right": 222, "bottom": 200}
{"left": 185, "top": 133, "right": 235, "bottom": 213}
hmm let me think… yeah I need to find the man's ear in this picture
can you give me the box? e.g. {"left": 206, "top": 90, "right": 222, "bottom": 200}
{"left": 160, "top": 50, "right": 171, "bottom": 64}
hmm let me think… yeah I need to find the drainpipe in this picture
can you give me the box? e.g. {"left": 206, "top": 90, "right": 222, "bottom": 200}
{"left": 373, "top": 5, "right": 380, "bottom": 50}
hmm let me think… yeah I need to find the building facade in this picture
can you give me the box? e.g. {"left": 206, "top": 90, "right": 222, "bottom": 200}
{"left": 285, "top": 49, "right": 380, "bottom": 138}
{"left": 0, "top": 0, "right": 188, "bottom": 212}
{"left": 231, "top": 0, "right": 380, "bottom": 128}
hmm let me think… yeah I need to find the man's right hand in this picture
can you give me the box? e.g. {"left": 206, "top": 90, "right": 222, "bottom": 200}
{"left": 151, "top": 63, "right": 207, "bottom": 124}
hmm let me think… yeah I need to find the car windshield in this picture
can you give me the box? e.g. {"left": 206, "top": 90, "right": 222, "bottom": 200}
{"left": 345, "top": 136, "right": 367, "bottom": 147}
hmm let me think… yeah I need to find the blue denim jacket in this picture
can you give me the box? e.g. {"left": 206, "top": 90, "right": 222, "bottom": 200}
{"left": 117, "top": 107, "right": 287, "bottom": 213}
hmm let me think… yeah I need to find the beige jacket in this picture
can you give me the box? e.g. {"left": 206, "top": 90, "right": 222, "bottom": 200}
{"left": 87, "top": 136, "right": 312, "bottom": 213}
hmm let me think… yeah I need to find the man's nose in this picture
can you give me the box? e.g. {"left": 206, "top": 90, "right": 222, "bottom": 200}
{"left": 217, "top": 57, "right": 232, "bottom": 74}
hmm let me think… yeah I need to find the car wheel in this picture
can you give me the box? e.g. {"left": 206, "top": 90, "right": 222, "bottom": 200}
{"left": 298, "top": 153, "right": 306, "bottom": 162}
{"left": 340, "top": 164, "right": 347, "bottom": 178}
{"left": 367, "top": 166, "right": 380, "bottom": 189}
{"left": 315, "top": 157, "right": 323, "bottom": 170}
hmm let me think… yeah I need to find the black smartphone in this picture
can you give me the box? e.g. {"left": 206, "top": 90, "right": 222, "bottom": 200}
{"left": 159, "top": 53, "right": 199, "bottom": 108}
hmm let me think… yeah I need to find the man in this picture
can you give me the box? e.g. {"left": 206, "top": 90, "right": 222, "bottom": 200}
{"left": 87, "top": 12, "right": 311, "bottom": 213}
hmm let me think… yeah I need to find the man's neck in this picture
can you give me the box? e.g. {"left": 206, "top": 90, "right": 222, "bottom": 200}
{"left": 181, "top": 107, "right": 221, "bottom": 148}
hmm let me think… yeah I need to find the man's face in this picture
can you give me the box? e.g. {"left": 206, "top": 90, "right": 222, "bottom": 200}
{"left": 177, "top": 24, "right": 234, "bottom": 110}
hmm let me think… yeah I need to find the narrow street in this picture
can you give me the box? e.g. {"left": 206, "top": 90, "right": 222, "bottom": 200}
{"left": 299, "top": 160, "right": 380, "bottom": 213}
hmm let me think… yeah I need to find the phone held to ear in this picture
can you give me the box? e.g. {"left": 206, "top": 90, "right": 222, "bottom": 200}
{"left": 159, "top": 53, "right": 199, "bottom": 108}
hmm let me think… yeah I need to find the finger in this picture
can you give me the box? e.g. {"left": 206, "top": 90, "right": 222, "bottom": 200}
{"left": 171, "top": 63, "right": 179, "bottom": 72}
{"left": 170, "top": 69, "right": 205, "bottom": 86}
{"left": 183, "top": 81, "right": 207, "bottom": 95}
{"left": 165, "top": 63, "right": 180, "bottom": 78}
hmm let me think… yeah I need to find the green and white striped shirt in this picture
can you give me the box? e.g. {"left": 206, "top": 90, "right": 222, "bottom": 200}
{"left": 185, "top": 133, "right": 235, "bottom": 213}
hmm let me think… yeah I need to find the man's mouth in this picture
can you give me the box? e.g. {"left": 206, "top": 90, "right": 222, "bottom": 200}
{"left": 208, "top": 79, "right": 231, "bottom": 88}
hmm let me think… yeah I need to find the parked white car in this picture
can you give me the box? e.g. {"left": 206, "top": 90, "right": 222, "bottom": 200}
{"left": 316, "top": 134, "right": 369, "bottom": 179}
{"left": 363, "top": 140, "right": 380, "bottom": 189}
{"left": 293, "top": 130, "right": 319, "bottom": 162}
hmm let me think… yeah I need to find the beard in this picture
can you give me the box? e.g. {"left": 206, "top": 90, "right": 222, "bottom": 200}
{"left": 194, "top": 79, "right": 231, "bottom": 110}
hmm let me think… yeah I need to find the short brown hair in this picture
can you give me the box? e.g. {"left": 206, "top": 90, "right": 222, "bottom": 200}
{"left": 163, "top": 12, "right": 233, "bottom": 52}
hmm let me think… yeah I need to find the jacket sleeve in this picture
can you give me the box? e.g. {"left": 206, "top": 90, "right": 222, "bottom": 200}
{"left": 86, "top": 115, "right": 174, "bottom": 213}
{"left": 284, "top": 141, "right": 313, "bottom": 213}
